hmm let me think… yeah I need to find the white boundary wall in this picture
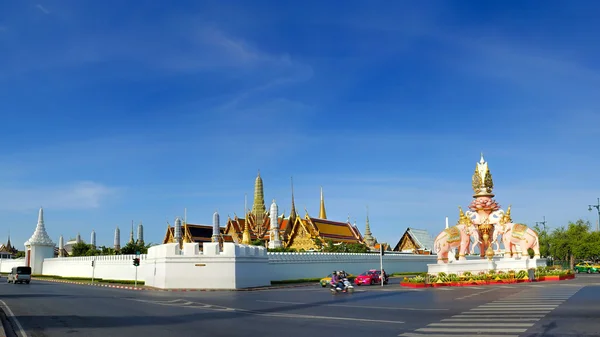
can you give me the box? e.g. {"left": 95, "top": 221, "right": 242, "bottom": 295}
{"left": 268, "top": 252, "right": 436, "bottom": 281}
{"left": 143, "top": 242, "right": 271, "bottom": 289}
{"left": 27, "top": 250, "right": 435, "bottom": 283}
{"left": 42, "top": 254, "right": 147, "bottom": 280}
{"left": 0, "top": 258, "right": 27, "bottom": 273}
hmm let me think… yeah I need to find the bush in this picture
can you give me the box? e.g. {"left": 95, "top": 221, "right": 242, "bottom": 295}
{"left": 271, "top": 278, "right": 320, "bottom": 285}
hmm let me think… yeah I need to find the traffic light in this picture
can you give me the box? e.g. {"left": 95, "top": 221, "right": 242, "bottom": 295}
{"left": 91, "top": 261, "right": 95, "bottom": 267}
{"left": 133, "top": 258, "right": 140, "bottom": 267}
{"left": 380, "top": 245, "right": 385, "bottom": 256}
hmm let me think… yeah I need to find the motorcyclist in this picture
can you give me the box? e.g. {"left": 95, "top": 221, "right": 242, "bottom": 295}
{"left": 336, "top": 271, "right": 347, "bottom": 291}
{"left": 330, "top": 270, "right": 339, "bottom": 289}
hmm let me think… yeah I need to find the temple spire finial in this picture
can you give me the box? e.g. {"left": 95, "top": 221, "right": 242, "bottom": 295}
{"left": 290, "top": 176, "right": 297, "bottom": 218}
{"left": 319, "top": 186, "right": 327, "bottom": 219}
{"left": 472, "top": 153, "right": 495, "bottom": 198}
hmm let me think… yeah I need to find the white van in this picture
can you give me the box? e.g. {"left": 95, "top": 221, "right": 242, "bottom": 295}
{"left": 7, "top": 266, "right": 31, "bottom": 284}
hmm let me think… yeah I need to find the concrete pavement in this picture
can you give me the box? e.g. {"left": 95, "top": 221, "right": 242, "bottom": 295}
{"left": 0, "top": 274, "right": 599, "bottom": 336}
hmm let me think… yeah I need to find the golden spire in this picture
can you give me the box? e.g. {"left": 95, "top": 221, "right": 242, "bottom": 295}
{"left": 457, "top": 206, "right": 471, "bottom": 225}
{"left": 242, "top": 193, "right": 251, "bottom": 245}
{"left": 472, "top": 153, "right": 495, "bottom": 197}
{"left": 290, "top": 176, "right": 297, "bottom": 219}
{"left": 500, "top": 205, "right": 512, "bottom": 225}
{"left": 252, "top": 170, "right": 266, "bottom": 228}
{"left": 319, "top": 186, "right": 327, "bottom": 219}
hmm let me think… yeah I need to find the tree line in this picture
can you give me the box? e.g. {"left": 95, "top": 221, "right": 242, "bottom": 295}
{"left": 70, "top": 241, "right": 155, "bottom": 257}
{"left": 534, "top": 219, "right": 600, "bottom": 268}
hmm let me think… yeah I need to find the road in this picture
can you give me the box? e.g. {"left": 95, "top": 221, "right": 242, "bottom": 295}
{"left": 0, "top": 275, "right": 599, "bottom": 337}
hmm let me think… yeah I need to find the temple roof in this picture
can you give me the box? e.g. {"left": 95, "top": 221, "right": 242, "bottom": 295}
{"left": 399, "top": 228, "right": 434, "bottom": 251}
{"left": 163, "top": 224, "right": 232, "bottom": 244}
{"left": 307, "top": 217, "right": 363, "bottom": 242}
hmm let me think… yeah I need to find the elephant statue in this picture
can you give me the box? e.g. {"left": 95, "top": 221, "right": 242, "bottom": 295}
{"left": 467, "top": 209, "right": 504, "bottom": 258}
{"left": 495, "top": 223, "right": 540, "bottom": 258}
{"left": 434, "top": 224, "right": 480, "bottom": 264}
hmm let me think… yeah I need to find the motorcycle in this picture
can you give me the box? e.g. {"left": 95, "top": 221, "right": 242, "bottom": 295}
{"left": 330, "top": 278, "right": 355, "bottom": 294}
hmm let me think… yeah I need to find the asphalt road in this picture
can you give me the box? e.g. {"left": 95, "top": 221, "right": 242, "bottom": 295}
{"left": 0, "top": 275, "right": 599, "bottom": 337}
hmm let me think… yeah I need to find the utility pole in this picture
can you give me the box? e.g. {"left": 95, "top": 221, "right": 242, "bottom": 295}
{"left": 380, "top": 245, "right": 384, "bottom": 287}
{"left": 535, "top": 216, "right": 548, "bottom": 258}
{"left": 535, "top": 216, "right": 547, "bottom": 232}
{"left": 91, "top": 259, "right": 96, "bottom": 283}
{"left": 588, "top": 198, "right": 600, "bottom": 232}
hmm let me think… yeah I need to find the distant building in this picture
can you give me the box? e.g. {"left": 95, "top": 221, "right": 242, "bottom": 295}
{"left": 393, "top": 228, "right": 434, "bottom": 255}
{"left": 0, "top": 235, "right": 18, "bottom": 259}
{"left": 163, "top": 222, "right": 233, "bottom": 247}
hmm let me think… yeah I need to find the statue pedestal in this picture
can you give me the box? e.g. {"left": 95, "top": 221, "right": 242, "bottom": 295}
{"left": 428, "top": 257, "right": 547, "bottom": 275}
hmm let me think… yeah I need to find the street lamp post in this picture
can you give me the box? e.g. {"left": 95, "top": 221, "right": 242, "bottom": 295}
{"left": 588, "top": 198, "right": 600, "bottom": 232}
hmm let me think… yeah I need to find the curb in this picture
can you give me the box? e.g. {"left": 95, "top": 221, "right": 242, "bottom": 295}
{"left": 33, "top": 278, "right": 145, "bottom": 290}
{"left": 0, "top": 316, "right": 6, "bottom": 337}
{"left": 33, "top": 278, "right": 318, "bottom": 292}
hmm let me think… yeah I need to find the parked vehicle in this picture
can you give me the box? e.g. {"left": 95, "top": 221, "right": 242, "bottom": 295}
{"left": 355, "top": 269, "right": 388, "bottom": 285}
{"left": 574, "top": 262, "right": 600, "bottom": 274}
{"left": 7, "top": 266, "right": 31, "bottom": 284}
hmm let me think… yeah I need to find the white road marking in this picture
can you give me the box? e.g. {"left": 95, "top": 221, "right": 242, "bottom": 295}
{"left": 0, "top": 300, "right": 28, "bottom": 337}
{"left": 255, "top": 300, "right": 447, "bottom": 311}
{"left": 452, "top": 314, "right": 545, "bottom": 318}
{"left": 456, "top": 288, "right": 497, "bottom": 300}
{"left": 416, "top": 327, "right": 527, "bottom": 333}
{"left": 398, "top": 332, "right": 519, "bottom": 337}
{"left": 125, "top": 297, "right": 404, "bottom": 324}
{"left": 428, "top": 322, "right": 534, "bottom": 327}
{"left": 443, "top": 318, "right": 541, "bottom": 322}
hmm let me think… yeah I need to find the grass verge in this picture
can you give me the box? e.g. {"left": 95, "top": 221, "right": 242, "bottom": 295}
{"left": 32, "top": 275, "right": 145, "bottom": 285}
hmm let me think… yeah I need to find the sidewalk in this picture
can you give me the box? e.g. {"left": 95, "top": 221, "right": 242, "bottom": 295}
{"left": 33, "top": 277, "right": 319, "bottom": 292}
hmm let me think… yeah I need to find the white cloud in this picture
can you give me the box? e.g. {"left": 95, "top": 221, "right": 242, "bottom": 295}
{"left": 35, "top": 4, "right": 50, "bottom": 14}
{"left": 0, "top": 181, "right": 118, "bottom": 211}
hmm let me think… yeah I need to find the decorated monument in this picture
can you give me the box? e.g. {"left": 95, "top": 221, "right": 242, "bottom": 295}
{"left": 428, "top": 154, "right": 546, "bottom": 276}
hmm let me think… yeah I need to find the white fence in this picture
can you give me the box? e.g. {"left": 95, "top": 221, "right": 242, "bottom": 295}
{"left": 0, "top": 258, "right": 27, "bottom": 273}
{"left": 29, "top": 251, "right": 435, "bottom": 282}
{"left": 267, "top": 252, "right": 436, "bottom": 281}
{"left": 42, "top": 254, "right": 147, "bottom": 281}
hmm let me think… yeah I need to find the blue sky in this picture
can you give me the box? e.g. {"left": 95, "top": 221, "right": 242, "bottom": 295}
{"left": 1, "top": 1, "right": 600, "bottom": 248}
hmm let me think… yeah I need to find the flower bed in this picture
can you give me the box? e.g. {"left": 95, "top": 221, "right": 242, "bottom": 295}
{"left": 399, "top": 267, "right": 575, "bottom": 288}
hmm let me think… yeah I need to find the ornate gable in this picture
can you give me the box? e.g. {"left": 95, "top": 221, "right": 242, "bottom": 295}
{"left": 393, "top": 230, "right": 417, "bottom": 252}
{"left": 286, "top": 218, "right": 317, "bottom": 250}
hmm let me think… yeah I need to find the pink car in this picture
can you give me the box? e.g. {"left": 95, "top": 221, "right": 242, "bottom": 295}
{"left": 355, "top": 269, "right": 387, "bottom": 286}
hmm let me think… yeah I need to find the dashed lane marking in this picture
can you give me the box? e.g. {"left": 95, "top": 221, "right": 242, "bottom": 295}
{"left": 255, "top": 300, "right": 448, "bottom": 311}
{"left": 124, "top": 298, "right": 405, "bottom": 324}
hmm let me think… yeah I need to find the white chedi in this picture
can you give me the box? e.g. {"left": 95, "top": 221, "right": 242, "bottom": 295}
{"left": 212, "top": 211, "right": 220, "bottom": 243}
{"left": 26, "top": 207, "right": 55, "bottom": 247}
{"left": 268, "top": 199, "right": 282, "bottom": 249}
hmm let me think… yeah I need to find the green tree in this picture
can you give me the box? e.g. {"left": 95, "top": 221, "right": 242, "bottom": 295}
{"left": 14, "top": 251, "right": 25, "bottom": 258}
{"left": 120, "top": 241, "right": 153, "bottom": 255}
{"left": 250, "top": 239, "right": 265, "bottom": 246}
{"left": 548, "top": 219, "right": 593, "bottom": 269}
{"left": 71, "top": 242, "right": 94, "bottom": 257}
{"left": 98, "top": 246, "right": 116, "bottom": 255}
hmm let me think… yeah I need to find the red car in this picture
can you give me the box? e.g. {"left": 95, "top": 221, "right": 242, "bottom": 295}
{"left": 355, "top": 269, "right": 388, "bottom": 286}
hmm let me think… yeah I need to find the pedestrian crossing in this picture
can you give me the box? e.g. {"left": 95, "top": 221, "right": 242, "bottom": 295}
{"left": 398, "top": 285, "right": 583, "bottom": 336}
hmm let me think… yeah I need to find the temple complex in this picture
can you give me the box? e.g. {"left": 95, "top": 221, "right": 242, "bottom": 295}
{"left": 162, "top": 171, "right": 373, "bottom": 250}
